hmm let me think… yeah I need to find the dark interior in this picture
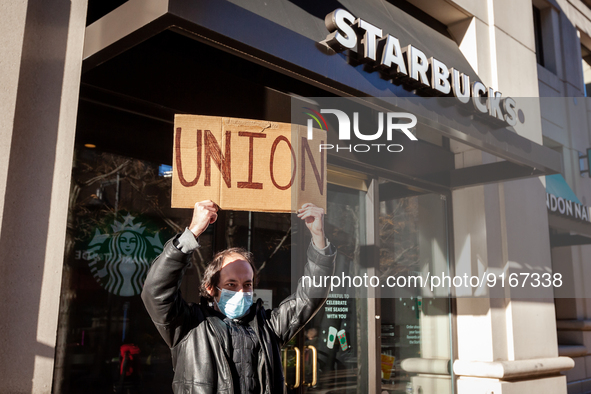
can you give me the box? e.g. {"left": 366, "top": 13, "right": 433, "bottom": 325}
{"left": 78, "top": 30, "right": 337, "bottom": 165}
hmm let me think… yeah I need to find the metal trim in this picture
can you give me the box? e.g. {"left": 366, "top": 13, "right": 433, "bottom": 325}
{"left": 365, "top": 179, "right": 381, "bottom": 394}
{"left": 548, "top": 214, "right": 591, "bottom": 238}
{"left": 550, "top": 233, "right": 591, "bottom": 248}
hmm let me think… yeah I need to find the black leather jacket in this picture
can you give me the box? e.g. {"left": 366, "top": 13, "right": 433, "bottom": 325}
{"left": 141, "top": 236, "right": 336, "bottom": 394}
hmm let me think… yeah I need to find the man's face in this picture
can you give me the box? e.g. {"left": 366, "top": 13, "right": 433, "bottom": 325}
{"left": 208, "top": 253, "right": 254, "bottom": 301}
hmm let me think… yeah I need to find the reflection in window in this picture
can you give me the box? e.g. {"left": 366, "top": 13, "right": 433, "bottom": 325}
{"left": 378, "top": 184, "right": 451, "bottom": 394}
{"left": 220, "top": 210, "right": 293, "bottom": 307}
{"left": 379, "top": 193, "right": 421, "bottom": 391}
{"left": 292, "top": 184, "right": 369, "bottom": 393}
{"left": 53, "top": 149, "right": 204, "bottom": 394}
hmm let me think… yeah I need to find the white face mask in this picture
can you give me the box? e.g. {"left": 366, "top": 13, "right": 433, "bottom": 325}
{"left": 215, "top": 287, "right": 253, "bottom": 319}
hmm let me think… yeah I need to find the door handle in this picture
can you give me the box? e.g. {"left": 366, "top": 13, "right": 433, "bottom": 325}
{"left": 282, "top": 346, "right": 301, "bottom": 389}
{"left": 303, "top": 345, "right": 318, "bottom": 387}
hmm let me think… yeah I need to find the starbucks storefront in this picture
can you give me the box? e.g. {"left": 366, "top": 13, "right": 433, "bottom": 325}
{"left": 52, "top": 1, "right": 564, "bottom": 393}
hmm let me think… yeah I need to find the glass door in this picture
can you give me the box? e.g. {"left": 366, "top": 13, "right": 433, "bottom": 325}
{"left": 378, "top": 181, "right": 452, "bottom": 394}
{"left": 215, "top": 177, "right": 452, "bottom": 394}
{"left": 284, "top": 180, "right": 453, "bottom": 394}
{"left": 284, "top": 182, "right": 371, "bottom": 393}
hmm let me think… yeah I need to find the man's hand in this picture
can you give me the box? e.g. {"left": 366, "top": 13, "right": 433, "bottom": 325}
{"left": 189, "top": 200, "right": 219, "bottom": 238}
{"left": 297, "top": 203, "right": 326, "bottom": 249}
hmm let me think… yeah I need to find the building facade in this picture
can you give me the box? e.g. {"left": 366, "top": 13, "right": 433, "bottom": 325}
{"left": 3, "top": 0, "right": 591, "bottom": 393}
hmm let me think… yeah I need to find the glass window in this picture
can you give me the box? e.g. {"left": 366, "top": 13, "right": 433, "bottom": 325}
{"left": 218, "top": 210, "right": 294, "bottom": 307}
{"left": 281, "top": 179, "right": 453, "bottom": 394}
{"left": 532, "top": 4, "right": 559, "bottom": 74}
{"left": 533, "top": 5, "right": 545, "bottom": 67}
{"left": 378, "top": 182, "right": 452, "bottom": 394}
{"left": 53, "top": 148, "right": 206, "bottom": 393}
{"left": 55, "top": 153, "right": 452, "bottom": 394}
{"left": 287, "top": 183, "right": 370, "bottom": 394}
{"left": 579, "top": 150, "right": 589, "bottom": 177}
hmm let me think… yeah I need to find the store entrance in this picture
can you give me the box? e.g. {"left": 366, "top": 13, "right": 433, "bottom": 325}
{"left": 210, "top": 182, "right": 371, "bottom": 393}
{"left": 279, "top": 180, "right": 452, "bottom": 394}
{"left": 284, "top": 184, "right": 370, "bottom": 394}
{"left": 56, "top": 140, "right": 452, "bottom": 394}
{"left": 61, "top": 27, "right": 453, "bottom": 392}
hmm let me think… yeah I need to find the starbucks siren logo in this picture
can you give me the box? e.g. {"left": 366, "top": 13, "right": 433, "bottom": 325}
{"left": 85, "top": 213, "right": 164, "bottom": 296}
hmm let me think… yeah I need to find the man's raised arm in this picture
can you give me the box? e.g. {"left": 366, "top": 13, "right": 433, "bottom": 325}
{"left": 268, "top": 203, "right": 337, "bottom": 345}
{"left": 141, "top": 201, "right": 218, "bottom": 347}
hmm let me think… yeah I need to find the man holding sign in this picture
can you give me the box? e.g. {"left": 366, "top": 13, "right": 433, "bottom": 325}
{"left": 142, "top": 201, "right": 336, "bottom": 394}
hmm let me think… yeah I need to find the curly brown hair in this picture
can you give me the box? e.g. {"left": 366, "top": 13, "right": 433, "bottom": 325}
{"left": 199, "top": 247, "right": 258, "bottom": 301}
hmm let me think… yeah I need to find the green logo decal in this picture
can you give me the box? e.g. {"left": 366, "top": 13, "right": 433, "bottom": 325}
{"left": 85, "top": 213, "right": 164, "bottom": 296}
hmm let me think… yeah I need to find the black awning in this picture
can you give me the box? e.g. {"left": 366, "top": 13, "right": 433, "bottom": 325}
{"left": 550, "top": 233, "right": 591, "bottom": 248}
{"left": 548, "top": 214, "right": 591, "bottom": 248}
{"left": 82, "top": 0, "right": 562, "bottom": 185}
{"left": 84, "top": 0, "right": 480, "bottom": 94}
{"left": 212, "top": 0, "right": 482, "bottom": 83}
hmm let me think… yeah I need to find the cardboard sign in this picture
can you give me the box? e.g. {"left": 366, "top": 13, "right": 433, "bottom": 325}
{"left": 172, "top": 115, "right": 327, "bottom": 212}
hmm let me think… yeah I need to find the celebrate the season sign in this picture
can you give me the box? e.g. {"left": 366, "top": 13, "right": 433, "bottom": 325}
{"left": 172, "top": 115, "right": 327, "bottom": 212}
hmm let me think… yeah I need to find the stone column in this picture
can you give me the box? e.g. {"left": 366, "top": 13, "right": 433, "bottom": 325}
{"left": 0, "top": 0, "right": 87, "bottom": 392}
